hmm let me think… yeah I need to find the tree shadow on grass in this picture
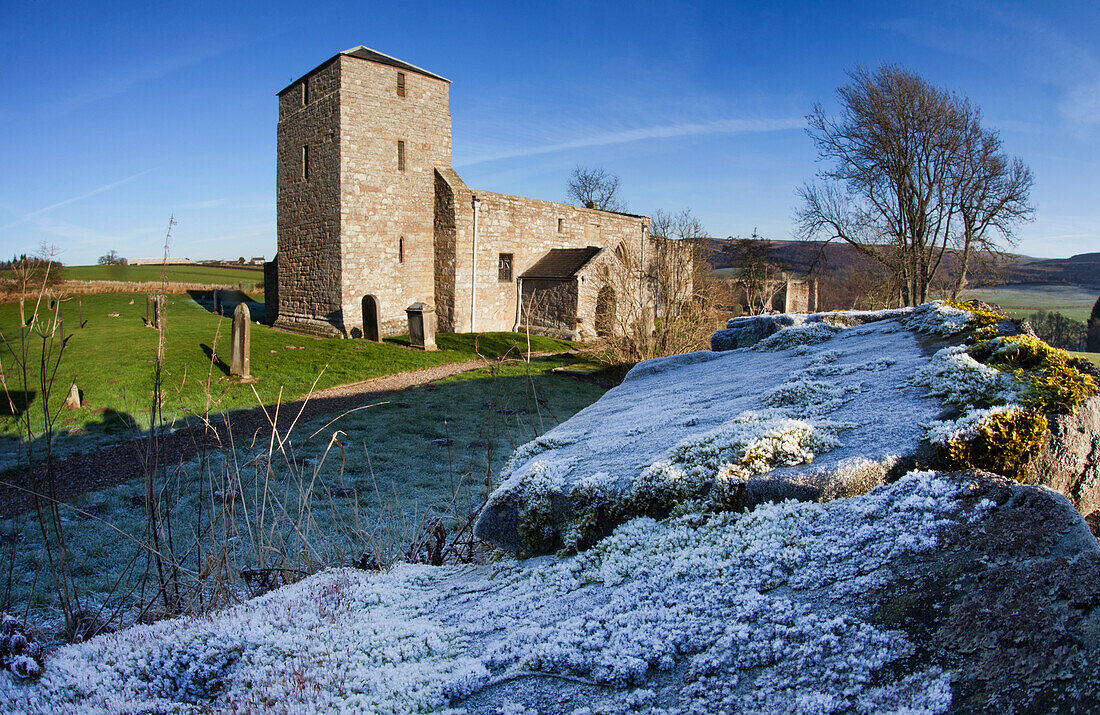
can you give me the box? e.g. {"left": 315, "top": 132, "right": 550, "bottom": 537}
{"left": 200, "top": 344, "right": 230, "bottom": 377}
{"left": 186, "top": 290, "right": 265, "bottom": 322}
{"left": 0, "top": 391, "right": 35, "bottom": 419}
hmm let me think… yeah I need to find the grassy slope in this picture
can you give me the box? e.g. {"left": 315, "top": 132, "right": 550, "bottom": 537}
{"left": 56, "top": 264, "right": 264, "bottom": 287}
{"left": 0, "top": 292, "right": 573, "bottom": 453}
{"left": 961, "top": 284, "right": 1098, "bottom": 322}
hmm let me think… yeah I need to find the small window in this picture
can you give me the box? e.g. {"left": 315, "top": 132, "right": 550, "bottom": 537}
{"left": 302, "top": 77, "right": 310, "bottom": 105}
{"left": 301, "top": 145, "right": 309, "bottom": 181}
{"left": 397, "top": 72, "right": 406, "bottom": 97}
{"left": 557, "top": 218, "right": 564, "bottom": 233}
{"left": 498, "top": 253, "right": 513, "bottom": 282}
{"left": 397, "top": 140, "right": 406, "bottom": 172}
{"left": 398, "top": 236, "right": 405, "bottom": 263}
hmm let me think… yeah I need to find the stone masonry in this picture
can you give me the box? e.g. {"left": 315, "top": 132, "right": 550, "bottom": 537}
{"left": 275, "top": 47, "right": 654, "bottom": 339}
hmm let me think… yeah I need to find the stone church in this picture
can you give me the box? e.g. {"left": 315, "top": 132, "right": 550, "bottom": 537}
{"left": 267, "top": 46, "right": 657, "bottom": 340}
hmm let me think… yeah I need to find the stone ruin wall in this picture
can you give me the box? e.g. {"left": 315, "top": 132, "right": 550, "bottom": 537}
{"left": 783, "top": 278, "right": 817, "bottom": 313}
{"left": 274, "top": 60, "right": 344, "bottom": 337}
{"left": 338, "top": 56, "right": 452, "bottom": 338}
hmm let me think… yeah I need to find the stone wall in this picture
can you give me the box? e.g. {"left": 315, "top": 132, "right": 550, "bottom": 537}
{"left": 274, "top": 60, "right": 344, "bottom": 337}
{"left": 784, "top": 278, "right": 817, "bottom": 313}
{"left": 434, "top": 177, "right": 650, "bottom": 334}
{"left": 338, "top": 56, "right": 452, "bottom": 338}
{"left": 275, "top": 49, "right": 656, "bottom": 340}
{"left": 433, "top": 169, "right": 460, "bottom": 332}
{"left": 263, "top": 256, "right": 279, "bottom": 325}
{"left": 520, "top": 278, "right": 578, "bottom": 334}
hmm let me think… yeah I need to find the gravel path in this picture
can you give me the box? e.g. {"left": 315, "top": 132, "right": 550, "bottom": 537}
{"left": 0, "top": 354, "right": 557, "bottom": 518}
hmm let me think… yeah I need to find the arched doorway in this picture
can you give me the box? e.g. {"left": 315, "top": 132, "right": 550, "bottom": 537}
{"left": 595, "top": 286, "right": 615, "bottom": 337}
{"left": 362, "top": 295, "right": 380, "bottom": 341}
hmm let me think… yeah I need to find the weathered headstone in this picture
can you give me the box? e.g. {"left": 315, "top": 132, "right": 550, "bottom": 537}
{"left": 230, "top": 303, "right": 251, "bottom": 377}
{"left": 63, "top": 384, "right": 81, "bottom": 410}
{"left": 150, "top": 295, "right": 165, "bottom": 329}
{"left": 406, "top": 302, "right": 437, "bottom": 351}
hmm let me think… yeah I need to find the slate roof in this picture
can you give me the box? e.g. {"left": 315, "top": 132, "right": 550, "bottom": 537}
{"left": 520, "top": 247, "right": 603, "bottom": 279}
{"left": 278, "top": 46, "right": 448, "bottom": 95}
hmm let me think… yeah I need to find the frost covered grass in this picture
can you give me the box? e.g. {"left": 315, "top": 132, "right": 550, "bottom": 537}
{"left": 0, "top": 359, "right": 606, "bottom": 641}
{"left": 0, "top": 471, "right": 971, "bottom": 713}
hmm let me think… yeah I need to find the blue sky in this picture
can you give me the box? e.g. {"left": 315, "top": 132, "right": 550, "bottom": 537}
{"left": 2, "top": 1, "right": 1098, "bottom": 265}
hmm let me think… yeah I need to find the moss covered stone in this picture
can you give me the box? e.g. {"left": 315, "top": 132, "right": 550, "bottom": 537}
{"left": 939, "top": 408, "right": 1048, "bottom": 482}
{"left": 935, "top": 328, "right": 1097, "bottom": 480}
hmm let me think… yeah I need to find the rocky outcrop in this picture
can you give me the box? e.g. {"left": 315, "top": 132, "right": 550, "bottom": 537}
{"left": 1029, "top": 393, "right": 1100, "bottom": 516}
{"left": 475, "top": 302, "right": 1098, "bottom": 556}
{"left": 10, "top": 472, "right": 1100, "bottom": 713}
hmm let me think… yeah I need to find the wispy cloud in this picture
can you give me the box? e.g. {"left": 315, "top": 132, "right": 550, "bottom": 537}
{"left": 45, "top": 40, "right": 238, "bottom": 118}
{"left": 885, "top": 8, "right": 1100, "bottom": 130}
{"left": 0, "top": 169, "right": 153, "bottom": 232}
{"left": 456, "top": 117, "right": 806, "bottom": 166}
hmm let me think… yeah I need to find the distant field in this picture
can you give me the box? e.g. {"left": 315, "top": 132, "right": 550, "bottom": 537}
{"left": 58, "top": 264, "right": 264, "bottom": 288}
{"left": 961, "top": 284, "right": 1098, "bottom": 322}
{"left": 1072, "top": 352, "right": 1100, "bottom": 368}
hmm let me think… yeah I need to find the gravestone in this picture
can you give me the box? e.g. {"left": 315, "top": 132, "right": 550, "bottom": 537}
{"left": 230, "top": 303, "right": 251, "bottom": 377}
{"left": 406, "top": 302, "right": 437, "bottom": 351}
{"left": 63, "top": 384, "right": 81, "bottom": 410}
{"left": 213, "top": 290, "right": 222, "bottom": 315}
{"left": 151, "top": 295, "right": 165, "bottom": 329}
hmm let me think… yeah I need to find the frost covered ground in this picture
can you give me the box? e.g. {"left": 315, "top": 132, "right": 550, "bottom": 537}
{"left": 0, "top": 471, "right": 1010, "bottom": 713}
{"left": 476, "top": 305, "right": 965, "bottom": 552}
{"left": 5, "top": 302, "right": 1096, "bottom": 713}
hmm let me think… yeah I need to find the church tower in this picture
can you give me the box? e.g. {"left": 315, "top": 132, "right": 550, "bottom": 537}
{"left": 274, "top": 46, "right": 451, "bottom": 337}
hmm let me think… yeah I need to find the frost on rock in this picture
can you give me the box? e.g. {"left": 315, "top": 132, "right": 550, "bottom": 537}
{"left": 912, "top": 345, "right": 1021, "bottom": 408}
{"left": 924, "top": 405, "right": 1024, "bottom": 446}
{"left": 752, "top": 321, "right": 844, "bottom": 351}
{"left": 477, "top": 305, "right": 964, "bottom": 554}
{"left": 3, "top": 472, "right": 990, "bottom": 714}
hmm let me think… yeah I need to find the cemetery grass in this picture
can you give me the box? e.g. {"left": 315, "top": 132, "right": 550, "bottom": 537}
{"left": 0, "top": 291, "right": 573, "bottom": 468}
{"left": 50, "top": 264, "right": 265, "bottom": 288}
{"left": 0, "top": 355, "right": 606, "bottom": 636}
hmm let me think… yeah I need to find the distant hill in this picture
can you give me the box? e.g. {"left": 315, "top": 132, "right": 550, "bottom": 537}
{"left": 1007, "top": 252, "right": 1100, "bottom": 289}
{"left": 709, "top": 239, "right": 1100, "bottom": 290}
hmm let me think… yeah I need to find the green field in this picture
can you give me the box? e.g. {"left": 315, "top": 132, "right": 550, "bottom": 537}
{"left": 0, "top": 292, "right": 574, "bottom": 466}
{"left": 1072, "top": 352, "right": 1100, "bottom": 368}
{"left": 55, "top": 264, "right": 264, "bottom": 287}
{"left": 962, "top": 284, "right": 1098, "bottom": 322}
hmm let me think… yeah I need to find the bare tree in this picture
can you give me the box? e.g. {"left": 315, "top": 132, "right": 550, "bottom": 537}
{"left": 721, "top": 232, "right": 789, "bottom": 314}
{"left": 590, "top": 208, "right": 717, "bottom": 363}
{"left": 567, "top": 166, "right": 626, "bottom": 212}
{"left": 97, "top": 250, "right": 127, "bottom": 266}
{"left": 950, "top": 124, "right": 1033, "bottom": 298}
{"left": 796, "top": 65, "right": 1032, "bottom": 307}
